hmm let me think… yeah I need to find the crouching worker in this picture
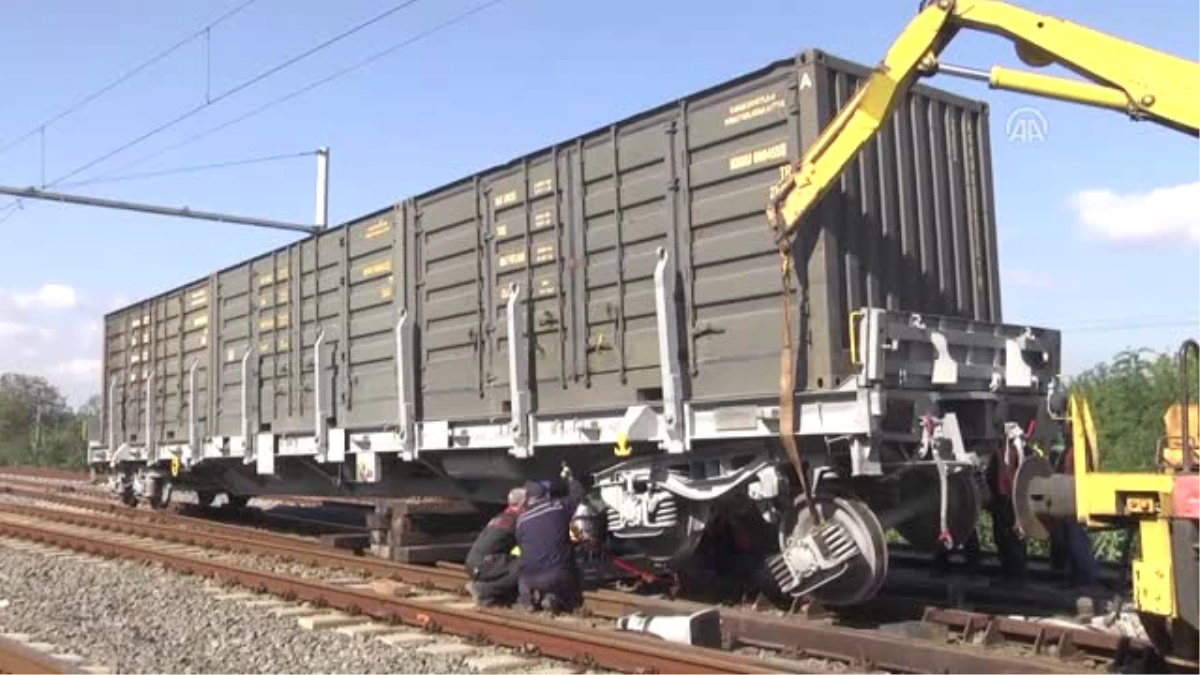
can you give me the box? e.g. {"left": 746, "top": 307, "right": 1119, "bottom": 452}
{"left": 465, "top": 487, "right": 525, "bottom": 606}
{"left": 515, "top": 466, "right": 585, "bottom": 614}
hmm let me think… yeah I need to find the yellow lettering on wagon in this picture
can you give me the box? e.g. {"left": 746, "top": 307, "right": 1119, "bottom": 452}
{"left": 724, "top": 92, "right": 785, "bottom": 127}
{"left": 493, "top": 190, "right": 518, "bottom": 209}
{"left": 364, "top": 219, "right": 391, "bottom": 239}
{"left": 498, "top": 250, "right": 527, "bottom": 269}
{"left": 363, "top": 260, "right": 392, "bottom": 278}
{"left": 728, "top": 141, "right": 788, "bottom": 172}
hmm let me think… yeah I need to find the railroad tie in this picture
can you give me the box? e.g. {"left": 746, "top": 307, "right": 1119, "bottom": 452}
{"left": 414, "top": 642, "right": 478, "bottom": 657}
{"left": 297, "top": 613, "right": 373, "bottom": 631}
{"left": 270, "top": 605, "right": 325, "bottom": 619}
{"left": 334, "top": 623, "right": 406, "bottom": 638}
{"left": 375, "top": 631, "right": 436, "bottom": 647}
{"left": 242, "top": 599, "right": 291, "bottom": 610}
{"left": 213, "top": 591, "right": 260, "bottom": 602}
{"left": 463, "top": 654, "right": 541, "bottom": 674}
{"left": 0, "top": 627, "right": 115, "bottom": 674}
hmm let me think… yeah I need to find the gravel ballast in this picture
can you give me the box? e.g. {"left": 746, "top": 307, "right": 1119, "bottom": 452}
{"left": 0, "top": 541, "right": 543, "bottom": 674}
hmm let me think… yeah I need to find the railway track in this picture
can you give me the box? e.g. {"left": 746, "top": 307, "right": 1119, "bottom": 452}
{"left": 0, "top": 484, "right": 1161, "bottom": 674}
{"left": 0, "top": 475, "right": 371, "bottom": 541}
{"left": 0, "top": 499, "right": 788, "bottom": 674}
{"left": 0, "top": 629, "right": 108, "bottom": 672}
{"left": 0, "top": 467, "right": 90, "bottom": 482}
{"left": 0, "top": 477, "right": 1135, "bottom": 618}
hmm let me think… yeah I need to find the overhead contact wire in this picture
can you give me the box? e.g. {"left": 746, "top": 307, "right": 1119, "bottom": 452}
{"left": 0, "top": 0, "right": 259, "bottom": 157}
{"left": 43, "top": 0, "right": 427, "bottom": 189}
{"left": 86, "top": 0, "right": 510, "bottom": 181}
{"left": 58, "top": 150, "right": 317, "bottom": 188}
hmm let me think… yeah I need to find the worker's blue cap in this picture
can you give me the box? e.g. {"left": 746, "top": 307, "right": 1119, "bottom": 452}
{"left": 524, "top": 480, "right": 548, "bottom": 500}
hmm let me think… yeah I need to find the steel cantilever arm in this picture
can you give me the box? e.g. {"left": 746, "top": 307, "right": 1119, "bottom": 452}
{"left": 765, "top": 0, "right": 1200, "bottom": 241}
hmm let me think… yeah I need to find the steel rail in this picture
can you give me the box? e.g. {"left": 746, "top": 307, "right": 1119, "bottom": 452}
{"left": 1, "top": 493, "right": 1139, "bottom": 671}
{"left": 922, "top": 607, "right": 1156, "bottom": 664}
{"left": 0, "top": 468, "right": 90, "bottom": 482}
{"left": 0, "top": 500, "right": 1119, "bottom": 674}
{"left": 0, "top": 515, "right": 779, "bottom": 675}
{"left": 0, "top": 499, "right": 470, "bottom": 589}
{"left": 0, "top": 495, "right": 675, "bottom": 620}
{"left": 0, "top": 481, "right": 368, "bottom": 538}
{"left": 0, "top": 635, "right": 74, "bottom": 674}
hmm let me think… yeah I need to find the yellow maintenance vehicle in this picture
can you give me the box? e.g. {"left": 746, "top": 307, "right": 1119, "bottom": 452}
{"left": 759, "top": 0, "right": 1199, "bottom": 665}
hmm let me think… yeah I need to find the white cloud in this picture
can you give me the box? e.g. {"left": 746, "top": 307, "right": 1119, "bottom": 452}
{"left": 0, "top": 321, "right": 32, "bottom": 339}
{"left": 0, "top": 281, "right": 79, "bottom": 309}
{"left": 0, "top": 321, "right": 51, "bottom": 341}
{"left": 0, "top": 285, "right": 132, "bottom": 406}
{"left": 53, "top": 358, "right": 101, "bottom": 378}
{"left": 6, "top": 283, "right": 79, "bottom": 311}
{"left": 1070, "top": 180, "right": 1200, "bottom": 246}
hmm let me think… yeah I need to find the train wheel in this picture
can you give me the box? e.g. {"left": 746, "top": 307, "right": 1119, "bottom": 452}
{"left": 778, "top": 495, "right": 888, "bottom": 606}
{"left": 226, "top": 494, "right": 250, "bottom": 510}
{"left": 196, "top": 490, "right": 217, "bottom": 508}
{"left": 147, "top": 480, "right": 171, "bottom": 506}
{"left": 148, "top": 480, "right": 172, "bottom": 510}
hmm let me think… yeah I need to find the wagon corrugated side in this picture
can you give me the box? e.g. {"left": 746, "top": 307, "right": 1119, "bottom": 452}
{"left": 97, "top": 47, "right": 1006, "bottom": 466}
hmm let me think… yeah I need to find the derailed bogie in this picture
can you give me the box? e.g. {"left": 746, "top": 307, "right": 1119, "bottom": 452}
{"left": 591, "top": 444, "right": 783, "bottom": 567}
{"left": 106, "top": 463, "right": 174, "bottom": 510}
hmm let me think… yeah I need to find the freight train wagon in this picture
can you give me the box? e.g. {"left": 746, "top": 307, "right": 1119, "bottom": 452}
{"left": 88, "top": 48, "right": 1062, "bottom": 605}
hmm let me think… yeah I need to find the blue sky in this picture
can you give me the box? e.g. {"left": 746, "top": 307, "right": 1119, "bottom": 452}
{"left": 0, "top": 0, "right": 1195, "bottom": 405}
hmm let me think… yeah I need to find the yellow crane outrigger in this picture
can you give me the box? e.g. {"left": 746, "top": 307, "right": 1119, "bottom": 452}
{"left": 762, "top": 0, "right": 1199, "bottom": 665}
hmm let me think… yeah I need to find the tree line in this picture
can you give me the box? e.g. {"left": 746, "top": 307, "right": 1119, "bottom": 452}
{"left": 0, "top": 373, "right": 98, "bottom": 470}
{"left": 1073, "top": 344, "right": 1198, "bottom": 472}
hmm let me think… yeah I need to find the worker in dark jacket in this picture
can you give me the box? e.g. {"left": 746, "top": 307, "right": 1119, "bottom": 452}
{"left": 1048, "top": 442, "right": 1099, "bottom": 588}
{"left": 515, "top": 466, "right": 585, "bottom": 614}
{"left": 465, "top": 487, "right": 525, "bottom": 606}
{"left": 986, "top": 437, "right": 1028, "bottom": 583}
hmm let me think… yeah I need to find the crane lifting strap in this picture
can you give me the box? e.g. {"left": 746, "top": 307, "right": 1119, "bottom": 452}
{"left": 777, "top": 244, "right": 822, "bottom": 525}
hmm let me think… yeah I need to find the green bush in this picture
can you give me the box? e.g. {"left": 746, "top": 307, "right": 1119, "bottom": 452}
{"left": 0, "top": 373, "right": 94, "bottom": 470}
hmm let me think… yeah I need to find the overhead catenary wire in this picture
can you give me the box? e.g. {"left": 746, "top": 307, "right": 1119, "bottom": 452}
{"left": 1064, "top": 319, "right": 1199, "bottom": 334}
{"left": 0, "top": 206, "right": 18, "bottom": 227}
{"left": 56, "top": 150, "right": 317, "bottom": 189}
{"left": 36, "top": 0, "right": 427, "bottom": 192}
{"left": 1056, "top": 313, "right": 1200, "bottom": 329}
{"left": 82, "top": 0, "right": 510, "bottom": 184}
{"left": 0, "top": 0, "right": 259, "bottom": 157}
{"left": 0, "top": 0, "right": 509, "bottom": 226}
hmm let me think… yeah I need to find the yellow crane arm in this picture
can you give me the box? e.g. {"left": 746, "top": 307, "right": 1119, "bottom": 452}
{"left": 765, "top": 0, "right": 1200, "bottom": 241}
{"left": 762, "top": 0, "right": 1199, "bottom": 497}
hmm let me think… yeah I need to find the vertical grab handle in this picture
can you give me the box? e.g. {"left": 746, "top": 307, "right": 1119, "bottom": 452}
{"left": 313, "top": 328, "right": 328, "bottom": 453}
{"left": 188, "top": 360, "right": 199, "bottom": 465}
{"left": 106, "top": 377, "right": 119, "bottom": 456}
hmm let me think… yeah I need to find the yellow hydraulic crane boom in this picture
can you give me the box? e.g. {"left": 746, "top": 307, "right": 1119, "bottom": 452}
{"left": 762, "top": 0, "right": 1200, "bottom": 663}
{"left": 766, "top": 0, "right": 1198, "bottom": 242}
{"left": 763, "top": 0, "right": 1200, "bottom": 523}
